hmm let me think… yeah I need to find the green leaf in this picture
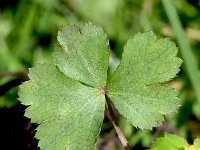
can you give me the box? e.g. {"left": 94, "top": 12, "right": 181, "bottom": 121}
{"left": 151, "top": 133, "right": 188, "bottom": 150}
{"left": 194, "top": 138, "right": 200, "bottom": 148}
{"left": 53, "top": 22, "right": 109, "bottom": 88}
{"left": 107, "top": 31, "right": 182, "bottom": 129}
{"left": 19, "top": 63, "right": 105, "bottom": 150}
{"left": 19, "top": 23, "right": 182, "bottom": 149}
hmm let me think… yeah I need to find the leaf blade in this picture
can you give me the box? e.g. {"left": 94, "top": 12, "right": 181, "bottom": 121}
{"left": 151, "top": 133, "right": 188, "bottom": 150}
{"left": 53, "top": 22, "right": 110, "bottom": 88}
{"left": 194, "top": 138, "right": 200, "bottom": 148}
{"left": 107, "top": 31, "right": 182, "bottom": 129}
{"left": 19, "top": 63, "right": 105, "bottom": 150}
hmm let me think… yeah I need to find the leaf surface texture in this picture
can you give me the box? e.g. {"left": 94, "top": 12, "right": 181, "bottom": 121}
{"left": 151, "top": 133, "right": 188, "bottom": 150}
{"left": 107, "top": 32, "right": 182, "bottom": 129}
{"left": 53, "top": 23, "right": 109, "bottom": 88}
{"left": 19, "top": 24, "right": 182, "bottom": 149}
{"left": 19, "top": 63, "right": 105, "bottom": 150}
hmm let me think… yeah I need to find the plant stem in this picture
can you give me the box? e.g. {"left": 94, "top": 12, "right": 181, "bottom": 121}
{"left": 0, "top": 70, "right": 28, "bottom": 80}
{"left": 0, "top": 78, "right": 26, "bottom": 96}
{"left": 105, "top": 95, "right": 132, "bottom": 150}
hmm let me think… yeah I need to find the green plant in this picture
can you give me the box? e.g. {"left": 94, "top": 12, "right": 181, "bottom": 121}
{"left": 152, "top": 133, "right": 200, "bottom": 150}
{"left": 18, "top": 22, "right": 182, "bottom": 150}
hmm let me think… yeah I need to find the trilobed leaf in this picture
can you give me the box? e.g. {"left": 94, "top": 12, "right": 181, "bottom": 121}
{"left": 19, "top": 23, "right": 182, "bottom": 149}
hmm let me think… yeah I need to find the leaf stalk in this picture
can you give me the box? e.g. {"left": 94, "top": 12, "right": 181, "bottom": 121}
{"left": 105, "top": 95, "right": 132, "bottom": 150}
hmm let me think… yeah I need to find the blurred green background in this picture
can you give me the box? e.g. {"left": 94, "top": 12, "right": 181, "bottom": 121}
{"left": 0, "top": 0, "right": 200, "bottom": 149}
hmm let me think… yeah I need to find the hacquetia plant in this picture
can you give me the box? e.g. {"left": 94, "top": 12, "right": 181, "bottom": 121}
{"left": 18, "top": 22, "right": 186, "bottom": 150}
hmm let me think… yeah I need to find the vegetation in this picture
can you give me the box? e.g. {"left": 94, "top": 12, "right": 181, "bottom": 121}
{"left": 0, "top": 0, "right": 200, "bottom": 149}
